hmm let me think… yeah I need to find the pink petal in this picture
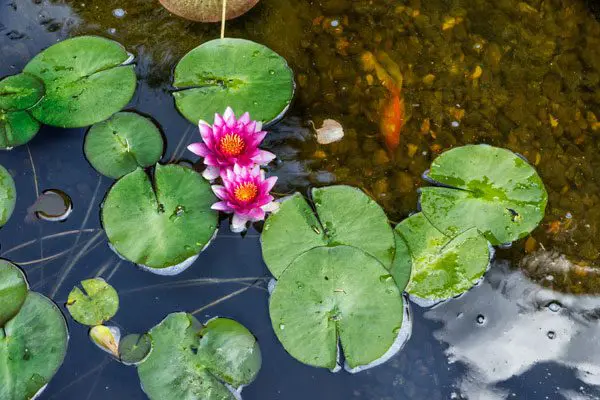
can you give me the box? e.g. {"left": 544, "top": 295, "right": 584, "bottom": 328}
{"left": 203, "top": 155, "right": 219, "bottom": 167}
{"left": 223, "top": 107, "right": 235, "bottom": 125}
{"left": 262, "top": 201, "right": 280, "bottom": 213}
{"left": 199, "top": 122, "right": 213, "bottom": 140}
{"left": 231, "top": 214, "right": 249, "bottom": 233}
{"left": 211, "top": 201, "right": 233, "bottom": 212}
{"left": 214, "top": 113, "right": 225, "bottom": 128}
{"left": 247, "top": 207, "right": 265, "bottom": 221}
{"left": 248, "top": 131, "right": 267, "bottom": 148}
{"left": 263, "top": 176, "right": 278, "bottom": 192}
{"left": 255, "top": 121, "right": 263, "bottom": 132}
{"left": 187, "top": 142, "right": 210, "bottom": 157}
{"left": 202, "top": 166, "right": 221, "bottom": 180}
{"left": 233, "top": 164, "right": 243, "bottom": 176}
{"left": 252, "top": 150, "right": 276, "bottom": 165}
{"left": 211, "top": 185, "right": 228, "bottom": 200}
{"left": 238, "top": 112, "right": 251, "bottom": 125}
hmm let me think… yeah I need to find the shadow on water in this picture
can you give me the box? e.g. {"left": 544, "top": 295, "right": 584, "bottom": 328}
{"left": 2, "top": 0, "right": 600, "bottom": 399}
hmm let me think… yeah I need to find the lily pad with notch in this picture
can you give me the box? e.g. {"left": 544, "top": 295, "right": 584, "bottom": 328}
{"left": 269, "top": 245, "right": 405, "bottom": 370}
{"left": 0, "top": 259, "right": 28, "bottom": 326}
{"left": 101, "top": 164, "right": 218, "bottom": 273}
{"left": 0, "top": 292, "right": 69, "bottom": 400}
{"left": 419, "top": 145, "right": 548, "bottom": 245}
{"left": 0, "top": 164, "right": 16, "bottom": 227}
{"left": 395, "top": 213, "right": 491, "bottom": 303}
{"left": 173, "top": 38, "right": 294, "bottom": 126}
{"left": 23, "top": 35, "right": 136, "bottom": 128}
{"left": 137, "top": 314, "right": 261, "bottom": 400}
{"left": 261, "top": 185, "right": 395, "bottom": 279}
{"left": 66, "top": 278, "right": 119, "bottom": 326}
{"left": 84, "top": 112, "right": 165, "bottom": 179}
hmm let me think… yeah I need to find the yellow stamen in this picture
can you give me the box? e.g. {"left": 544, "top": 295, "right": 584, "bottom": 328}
{"left": 219, "top": 133, "right": 245, "bottom": 156}
{"left": 234, "top": 182, "right": 258, "bottom": 202}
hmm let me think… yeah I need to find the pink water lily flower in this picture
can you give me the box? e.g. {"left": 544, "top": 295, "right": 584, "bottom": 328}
{"left": 187, "top": 107, "right": 276, "bottom": 180}
{"left": 211, "top": 164, "right": 279, "bottom": 233}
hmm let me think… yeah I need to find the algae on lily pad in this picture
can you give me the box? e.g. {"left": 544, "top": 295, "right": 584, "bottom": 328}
{"left": 0, "top": 260, "right": 28, "bottom": 326}
{"left": 66, "top": 278, "right": 119, "bottom": 326}
{"left": 269, "top": 245, "right": 404, "bottom": 370}
{"left": 119, "top": 333, "right": 152, "bottom": 366}
{"left": 102, "top": 164, "right": 218, "bottom": 272}
{"left": 0, "top": 73, "right": 44, "bottom": 149}
{"left": 159, "top": 0, "right": 260, "bottom": 22}
{"left": 0, "top": 292, "right": 69, "bottom": 400}
{"left": 23, "top": 36, "right": 136, "bottom": 128}
{"left": 84, "top": 112, "right": 164, "bottom": 179}
{"left": 420, "top": 145, "right": 548, "bottom": 245}
{"left": 0, "top": 164, "right": 16, "bottom": 226}
{"left": 138, "top": 314, "right": 261, "bottom": 400}
{"left": 261, "top": 185, "right": 395, "bottom": 278}
{"left": 396, "top": 213, "right": 491, "bottom": 302}
{"left": 173, "top": 38, "right": 294, "bottom": 126}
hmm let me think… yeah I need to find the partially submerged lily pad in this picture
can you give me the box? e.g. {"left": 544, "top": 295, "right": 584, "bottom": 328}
{"left": 66, "top": 278, "right": 119, "bottom": 326}
{"left": 159, "top": 0, "right": 260, "bottom": 22}
{"left": 420, "top": 145, "right": 548, "bottom": 245}
{"left": 102, "top": 164, "right": 218, "bottom": 271}
{"left": 119, "top": 333, "right": 153, "bottom": 366}
{"left": 0, "top": 260, "right": 28, "bottom": 326}
{"left": 396, "top": 213, "right": 491, "bottom": 302}
{"left": 173, "top": 38, "right": 294, "bottom": 126}
{"left": 0, "top": 292, "right": 69, "bottom": 400}
{"left": 269, "top": 246, "right": 404, "bottom": 369}
{"left": 261, "top": 186, "right": 395, "bottom": 278}
{"left": 0, "top": 73, "right": 44, "bottom": 111}
{"left": 23, "top": 36, "right": 136, "bottom": 128}
{"left": 137, "top": 314, "right": 261, "bottom": 400}
{"left": 0, "top": 164, "right": 16, "bottom": 226}
{"left": 84, "top": 112, "right": 165, "bottom": 179}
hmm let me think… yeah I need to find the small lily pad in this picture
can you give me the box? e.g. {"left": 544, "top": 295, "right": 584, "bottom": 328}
{"left": 23, "top": 36, "right": 136, "bottom": 128}
{"left": 137, "top": 314, "right": 261, "bottom": 400}
{"left": 0, "top": 292, "right": 69, "bottom": 400}
{"left": 84, "top": 112, "right": 165, "bottom": 179}
{"left": 395, "top": 213, "right": 491, "bottom": 302}
{"left": 0, "top": 164, "right": 16, "bottom": 226}
{"left": 66, "top": 278, "right": 119, "bottom": 326}
{"left": 0, "top": 73, "right": 44, "bottom": 111}
{"left": 261, "top": 186, "right": 395, "bottom": 278}
{"left": 159, "top": 0, "right": 260, "bottom": 22}
{"left": 420, "top": 145, "right": 548, "bottom": 245}
{"left": 173, "top": 38, "right": 294, "bottom": 125}
{"left": 119, "top": 333, "right": 152, "bottom": 366}
{"left": 0, "top": 260, "right": 28, "bottom": 326}
{"left": 90, "top": 325, "right": 121, "bottom": 358}
{"left": 0, "top": 110, "right": 41, "bottom": 149}
{"left": 102, "top": 164, "right": 218, "bottom": 271}
{"left": 269, "top": 246, "right": 404, "bottom": 369}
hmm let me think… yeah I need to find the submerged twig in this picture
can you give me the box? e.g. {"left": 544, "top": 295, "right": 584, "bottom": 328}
{"left": 0, "top": 229, "right": 100, "bottom": 256}
{"left": 121, "top": 277, "right": 269, "bottom": 295}
{"left": 48, "top": 358, "right": 111, "bottom": 399}
{"left": 191, "top": 279, "right": 263, "bottom": 315}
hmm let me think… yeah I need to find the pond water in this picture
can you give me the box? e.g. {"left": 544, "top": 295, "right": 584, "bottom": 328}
{"left": 2, "top": 0, "right": 600, "bottom": 399}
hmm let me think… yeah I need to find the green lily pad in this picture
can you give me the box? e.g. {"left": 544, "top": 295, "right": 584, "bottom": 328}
{"left": 102, "top": 164, "right": 218, "bottom": 272}
{"left": 173, "top": 38, "right": 294, "bottom": 125}
{"left": 0, "top": 292, "right": 69, "bottom": 400}
{"left": 261, "top": 186, "right": 395, "bottom": 279}
{"left": 119, "top": 333, "right": 152, "bottom": 366}
{"left": 0, "top": 260, "right": 28, "bottom": 326}
{"left": 389, "top": 231, "right": 412, "bottom": 293}
{"left": 84, "top": 112, "right": 165, "bottom": 179}
{"left": 395, "top": 213, "right": 491, "bottom": 302}
{"left": 0, "top": 73, "right": 44, "bottom": 111}
{"left": 138, "top": 314, "right": 261, "bottom": 400}
{"left": 66, "top": 278, "right": 119, "bottom": 326}
{"left": 0, "top": 110, "right": 42, "bottom": 149}
{"left": 23, "top": 35, "right": 136, "bottom": 128}
{"left": 0, "top": 164, "right": 16, "bottom": 226}
{"left": 420, "top": 145, "right": 548, "bottom": 245}
{"left": 269, "top": 245, "right": 404, "bottom": 369}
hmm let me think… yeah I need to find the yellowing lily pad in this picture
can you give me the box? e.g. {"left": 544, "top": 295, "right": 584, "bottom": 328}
{"left": 66, "top": 278, "right": 119, "bottom": 326}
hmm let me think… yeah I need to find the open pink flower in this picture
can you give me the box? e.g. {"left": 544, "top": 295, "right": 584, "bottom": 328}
{"left": 187, "top": 107, "right": 276, "bottom": 180}
{"left": 211, "top": 164, "right": 279, "bottom": 233}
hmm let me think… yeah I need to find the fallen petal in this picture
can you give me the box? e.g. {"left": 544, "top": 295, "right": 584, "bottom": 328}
{"left": 315, "top": 119, "right": 344, "bottom": 144}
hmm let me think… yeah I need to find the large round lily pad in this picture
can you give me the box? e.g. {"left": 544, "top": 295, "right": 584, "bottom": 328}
{"left": 395, "top": 213, "right": 491, "bottom": 302}
{"left": 420, "top": 145, "right": 548, "bottom": 245}
{"left": 0, "top": 292, "right": 69, "bottom": 400}
{"left": 261, "top": 186, "right": 395, "bottom": 279}
{"left": 269, "top": 245, "right": 404, "bottom": 369}
{"left": 0, "top": 164, "right": 16, "bottom": 227}
{"left": 0, "top": 260, "right": 28, "bottom": 326}
{"left": 138, "top": 314, "right": 261, "bottom": 400}
{"left": 173, "top": 38, "right": 294, "bottom": 125}
{"left": 102, "top": 164, "right": 218, "bottom": 271}
{"left": 84, "top": 112, "right": 164, "bottom": 179}
{"left": 66, "top": 278, "right": 119, "bottom": 326}
{"left": 0, "top": 73, "right": 44, "bottom": 111}
{"left": 23, "top": 36, "right": 136, "bottom": 128}
{"left": 159, "top": 0, "right": 260, "bottom": 22}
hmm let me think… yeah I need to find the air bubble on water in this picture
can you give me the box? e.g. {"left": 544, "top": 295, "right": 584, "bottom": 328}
{"left": 547, "top": 331, "right": 556, "bottom": 339}
{"left": 476, "top": 314, "right": 485, "bottom": 325}
{"left": 547, "top": 301, "right": 561, "bottom": 312}
{"left": 331, "top": 20, "right": 340, "bottom": 27}
{"left": 451, "top": 121, "right": 460, "bottom": 128}
{"left": 112, "top": 8, "right": 126, "bottom": 18}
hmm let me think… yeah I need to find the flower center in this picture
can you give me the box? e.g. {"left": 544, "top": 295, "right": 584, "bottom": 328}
{"left": 219, "top": 133, "right": 245, "bottom": 157}
{"left": 234, "top": 182, "right": 258, "bottom": 203}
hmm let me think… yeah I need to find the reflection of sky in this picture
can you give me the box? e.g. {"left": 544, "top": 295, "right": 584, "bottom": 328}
{"left": 425, "top": 259, "right": 600, "bottom": 400}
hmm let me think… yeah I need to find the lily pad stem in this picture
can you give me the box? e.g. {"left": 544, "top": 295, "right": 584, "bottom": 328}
{"left": 220, "top": 0, "right": 227, "bottom": 39}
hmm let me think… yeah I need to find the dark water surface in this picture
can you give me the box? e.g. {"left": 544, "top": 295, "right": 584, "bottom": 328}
{"left": 2, "top": 1, "right": 600, "bottom": 399}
